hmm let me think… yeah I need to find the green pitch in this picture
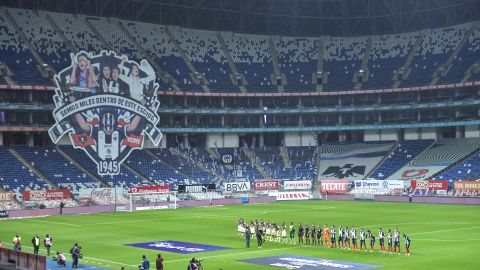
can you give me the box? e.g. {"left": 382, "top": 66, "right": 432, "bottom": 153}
{"left": 1, "top": 200, "right": 479, "bottom": 270}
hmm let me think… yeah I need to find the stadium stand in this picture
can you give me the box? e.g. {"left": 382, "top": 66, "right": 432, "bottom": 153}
{"left": 124, "top": 149, "right": 189, "bottom": 189}
{"left": 362, "top": 32, "right": 419, "bottom": 89}
{"left": 13, "top": 146, "right": 101, "bottom": 195}
{"left": 215, "top": 147, "right": 263, "bottom": 181}
{"left": 285, "top": 146, "right": 318, "bottom": 180}
{"left": 0, "top": 13, "right": 49, "bottom": 85}
{"left": 223, "top": 33, "right": 276, "bottom": 92}
{"left": 121, "top": 21, "right": 198, "bottom": 91}
{"left": 435, "top": 152, "right": 480, "bottom": 181}
{"left": 323, "top": 36, "right": 368, "bottom": 91}
{"left": 60, "top": 146, "right": 151, "bottom": 189}
{"left": 148, "top": 148, "right": 217, "bottom": 184}
{"left": 400, "top": 23, "right": 470, "bottom": 87}
{"left": 0, "top": 147, "right": 50, "bottom": 198}
{"left": 371, "top": 140, "right": 434, "bottom": 180}
{"left": 9, "top": 9, "right": 71, "bottom": 73}
{"left": 173, "top": 28, "right": 238, "bottom": 92}
{"left": 275, "top": 37, "right": 318, "bottom": 92}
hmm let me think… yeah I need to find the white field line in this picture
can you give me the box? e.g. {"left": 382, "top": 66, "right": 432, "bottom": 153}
{"left": 414, "top": 238, "right": 480, "bottom": 242}
{"left": 409, "top": 226, "right": 480, "bottom": 235}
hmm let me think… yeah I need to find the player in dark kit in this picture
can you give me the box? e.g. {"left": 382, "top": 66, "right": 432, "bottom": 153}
{"left": 368, "top": 230, "right": 376, "bottom": 252}
{"left": 317, "top": 225, "right": 323, "bottom": 247}
{"left": 387, "top": 229, "right": 393, "bottom": 253}
{"left": 289, "top": 222, "right": 296, "bottom": 244}
{"left": 298, "top": 224, "right": 304, "bottom": 244}
{"left": 403, "top": 234, "right": 411, "bottom": 256}
{"left": 304, "top": 224, "right": 310, "bottom": 245}
{"left": 256, "top": 225, "right": 263, "bottom": 248}
{"left": 311, "top": 224, "right": 317, "bottom": 246}
{"left": 378, "top": 228, "right": 385, "bottom": 253}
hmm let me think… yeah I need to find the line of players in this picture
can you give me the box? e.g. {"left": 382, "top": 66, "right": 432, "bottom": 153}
{"left": 237, "top": 219, "right": 411, "bottom": 256}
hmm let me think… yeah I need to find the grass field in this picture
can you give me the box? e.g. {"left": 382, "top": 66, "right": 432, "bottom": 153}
{"left": 1, "top": 200, "right": 479, "bottom": 270}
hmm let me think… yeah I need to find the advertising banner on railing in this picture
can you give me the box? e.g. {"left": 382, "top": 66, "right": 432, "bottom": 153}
{"left": 78, "top": 187, "right": 124, "bottom": 200}
{"left": 129, "top": 185, "right": 170, "bottom": 193}
{"left": 270, "top": 191, "right": 312, "bottom": 201}
{"left": 22, "top": 189, "right": 71, "bottom": 201}
{"left": 354, "top": 180, "right": 404, "bottom": 191}
{"left": 0, "top": 191, "right": 14, "bottom": 202}
{"left": 223, "top": 182, "right": 251, "bottom": 192}
{"left": 253, "top": 180, "right": 279, "bottom": 190}
{"left": 411, "top": 180, "right": 448, "bottom": 190}
{"left": 178, "top": 184, "right": 216, "bottom": 193}
{"left": 283, "top": 180, "right": 312, "bottom": 190}
{"left": 454, "top": 181, "right": 480, "bottom": 191}
{"left": 320, "top": 180, "right": 349, "bottom": 193}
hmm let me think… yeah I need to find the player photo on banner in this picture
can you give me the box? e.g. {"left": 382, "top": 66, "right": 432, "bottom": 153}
{"left": 48, "top": 51, "right": 162, "bottom": 175}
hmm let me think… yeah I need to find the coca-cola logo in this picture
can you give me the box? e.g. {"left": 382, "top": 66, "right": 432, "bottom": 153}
{"left": 91, "top": 189, "right": 113, "bottom": 198}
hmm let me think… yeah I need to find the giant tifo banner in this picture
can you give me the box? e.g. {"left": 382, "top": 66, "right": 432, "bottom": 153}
{"left": 178, "top": 184, "right": 216, "bottom": 193}
{"left": 354, "top": 180, "right": 404, "bottom": 191}
{"left": 22, "top": 189, "right": 71, "bottom": 201}
{"left": 0, "top": 191, "right": 14, "bottom": 202}
{"left": 318, "top": 142, "right": 394, "bottom": 180}
{"left": 283, "top": 180, "right": 312, "bottom": 190}
{"left": 320, "top": 180, "right": 349, "bottom": 193}
{"left": 223, "top": 182, "right": 251, "bottom": 192}
{"left": 253, "top": 180, "right": 279, "bottom": 190}
{"left": 411, "top": 180, "right": 448, "bottom": 190}
{"left": 454, "top": 181, "right": 480, "bottom": 191}
{"left": 129, "top": 185, "right": 170, "bottom": 193}
{"left": 48, "top": 51, "right": 162, "bottom": 175}
{"left": 270, "top": 191, "right": 312, "bottom": 201}
{"left": 78, "top": 187, "right": 125, "bottom": 199}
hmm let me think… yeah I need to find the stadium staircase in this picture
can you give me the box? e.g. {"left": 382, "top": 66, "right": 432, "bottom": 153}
{"left": 364, "top": 142, "right": 399, "bottom": 179}
{"left": 8, "top": 148, "right": 57, "bottom": 189}
{"left": 177, "top": 149, "right": 221, "bottom": 180}
{"left": 428, "top": 147, "right": 480, "bottom": 180}
{"left": 431, "top": 23, "right": 478, "bottom": 85}
{"left": 316, "top": 38, "right": 325, "bottom": 92}
{"left": 117, "top": 21, "right": 177, "bottom": 89}
{"left": 45, "top": 13, "right": 76, "bottom": 54}
{"left": 242, "top": 147, "right": 272, "bottom": 179}
{"left": 279, "top": 146, "right": 292, "bottom": 169}
{"left": 55, "top": 146, "right": 109, "bottom": 187}
{"left": 268, "top": 37, "right": 284, "bottom": 92}
{"left": 393, "top": 30, "right": 425, "bottom": 88}
{"left": 3, "top": 9, "right": 50, "bottom": 81}
{"left": 216, "top": 32, "right": 247, "bottom": 93}
{"left": 165, "top": 27, "right": 210, "bottom": 92}
{"left": 462, "top": 60, "right": 480, "bottom": 82}
{"left": 354, "top": 37, "right": 373, "bottom": 90}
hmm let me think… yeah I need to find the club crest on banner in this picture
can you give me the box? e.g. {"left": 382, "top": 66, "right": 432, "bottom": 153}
{"left": 49, "top": 51, "right": 162, "bottom": 175}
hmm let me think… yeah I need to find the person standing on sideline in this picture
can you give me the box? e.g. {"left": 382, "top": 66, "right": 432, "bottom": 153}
{"left": 155, "top": 254, "right": 164, "bottom": 270}
{"left": 141, "top": 255, "right": 150, "bottom": 270}
{"left": 31, "top": 234, "right": 40, "bottom": 254}
{"left": 403, "top": 234, "right": 411, "bottom": 256}
{"left": 44, "top": 234, "right": 53, "bottom": 256}
{"left": 13, "top": 233, "right": 21, "bottom": 251}
{"left": 245, "top": 225, "right": 251, "bottom": 248}
{"left": 256, "top": 225, "right": 263, "bottom": 248}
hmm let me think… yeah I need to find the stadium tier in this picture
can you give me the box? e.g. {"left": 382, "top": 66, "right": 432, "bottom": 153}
{"left": 13, "top": 146, "right": 101, "bottom": 194}
{"left": 0, "top": 146, "right": 50, "bottom": 198}
{"left": 435, "top": 152, "right": 480, "bottom": 181}
{"left": 0, "top": 8, "right": 479, "bottom": 91}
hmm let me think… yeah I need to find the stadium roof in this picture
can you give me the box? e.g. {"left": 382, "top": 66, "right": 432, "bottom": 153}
{"left": 3, "top": 0, "right": 480, "bottom": 36}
